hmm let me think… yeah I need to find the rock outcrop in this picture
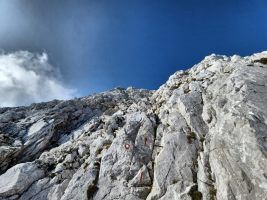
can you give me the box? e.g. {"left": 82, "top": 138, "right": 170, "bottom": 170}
{"left": 0, "top": 51, "right": 267, "bottom": 200}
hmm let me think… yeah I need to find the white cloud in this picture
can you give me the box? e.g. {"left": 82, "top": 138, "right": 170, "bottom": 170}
{"left": 0, "top": 51, "right": 76, "bottom": 107}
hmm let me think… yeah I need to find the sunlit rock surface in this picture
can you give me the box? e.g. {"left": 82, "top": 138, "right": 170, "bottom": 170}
{"left": 0, "top": 51, "right": 267, "bottom": 200}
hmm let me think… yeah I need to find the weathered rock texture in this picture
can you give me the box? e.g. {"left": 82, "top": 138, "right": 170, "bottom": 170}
{"left": 1, "top": 52, "right": 267, "bottom": 200}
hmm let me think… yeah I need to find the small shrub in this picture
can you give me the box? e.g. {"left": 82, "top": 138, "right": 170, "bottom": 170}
{"left": 187, "top": 131, "right": 197, "bottom": 143}
{"left": 254, "top": 58, "right": 267, "bottom": 65}
{"left": 210, "top": 187, "right": 217, "bottom": 200}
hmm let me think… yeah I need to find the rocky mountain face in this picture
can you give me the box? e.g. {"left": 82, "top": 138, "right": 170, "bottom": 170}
{"left": 1, "top": 52, "right": 267, "bottom": 200}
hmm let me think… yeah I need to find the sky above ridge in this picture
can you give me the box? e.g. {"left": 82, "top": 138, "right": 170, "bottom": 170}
{"left": 0, "top": 0, "right": 267, "bottom": 106}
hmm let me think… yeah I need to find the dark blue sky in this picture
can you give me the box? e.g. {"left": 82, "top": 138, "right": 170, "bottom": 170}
{"left": 0, "top": 0, "right": 267, "bottom": 96}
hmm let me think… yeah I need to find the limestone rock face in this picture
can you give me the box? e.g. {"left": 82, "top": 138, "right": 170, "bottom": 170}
{"left": 0, "top": 51, "right": 267, "bottom": 200}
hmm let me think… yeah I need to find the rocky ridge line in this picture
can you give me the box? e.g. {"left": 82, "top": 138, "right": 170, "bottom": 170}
{"left": 0, "top": 51, "right": 267, "bottom": 200}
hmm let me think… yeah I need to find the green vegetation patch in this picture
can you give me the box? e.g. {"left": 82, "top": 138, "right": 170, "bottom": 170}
{"left": 254, "top": 58, "right": 267, "bottom": 64}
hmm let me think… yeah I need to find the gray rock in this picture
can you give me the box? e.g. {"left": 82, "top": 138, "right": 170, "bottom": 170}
{"left": 0, "top": 162, "right": 45, "bottom": 198}
{"left": 0, "top": 51, "right": 267, "bottom": 199}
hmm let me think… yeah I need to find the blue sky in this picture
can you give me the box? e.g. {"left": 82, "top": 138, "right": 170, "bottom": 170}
{"left": 0, "top": 0, "right": 267, "bottom": 98}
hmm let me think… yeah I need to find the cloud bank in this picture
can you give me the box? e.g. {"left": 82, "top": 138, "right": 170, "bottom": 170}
{"left": 0, "top": 51, "right": 76, "bottom": 107}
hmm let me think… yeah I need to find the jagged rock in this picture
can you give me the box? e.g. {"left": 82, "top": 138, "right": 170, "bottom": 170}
{"left": 0, "top": 162, "right": 45, "bottom": 199}
{"left": 0, "top": 51, "right": 267, "bottom": 199}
